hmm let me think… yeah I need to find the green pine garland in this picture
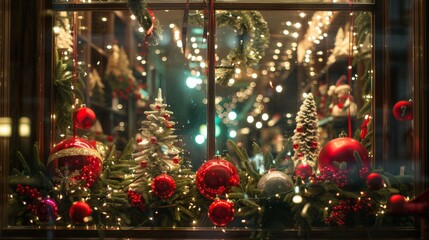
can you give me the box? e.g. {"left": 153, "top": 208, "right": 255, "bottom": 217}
{"left": 352, "top": 12, "right": 373, "bottom": 149}
{"left": 9, "top": 98, "right": 414, "bottom": 236}
{"left": 53, "top": 49, "right": 85, "bottom": 136}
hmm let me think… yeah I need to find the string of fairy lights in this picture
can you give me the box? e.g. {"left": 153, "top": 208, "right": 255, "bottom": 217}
{"left": 53, "top": 9, "right": 349, "bottom": 139}
{"left": 8, "top": 3, "right": 383, "bottom": 230}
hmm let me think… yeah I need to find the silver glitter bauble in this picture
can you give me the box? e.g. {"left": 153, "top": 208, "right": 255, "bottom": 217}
{"left": 257, "top": 171, "right": 294, "bottom": 196}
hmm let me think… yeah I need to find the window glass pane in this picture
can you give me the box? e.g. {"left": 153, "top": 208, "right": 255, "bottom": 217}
{"left": 215, "top": 9, "right": 374, "bottom": 159}
{"left": 52, "top": 9, "right": 206, "bottom": 161}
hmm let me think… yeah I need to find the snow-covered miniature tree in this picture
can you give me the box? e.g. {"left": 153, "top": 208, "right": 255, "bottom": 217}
{"left": 133, "top": 88, "right": 182, "bottom": 175}
{"left": 127, "top": 89, "right": 197, "bottom": 226}
{"left": 291, "top": 93, "right": 320, "bottom": 169}
{"left": 105, "top": 45, "right": 137, "bottom": 100}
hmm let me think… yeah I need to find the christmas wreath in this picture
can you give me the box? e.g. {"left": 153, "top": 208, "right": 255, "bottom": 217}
{"left": 191, "top": 10, "right": 270, "bottom": 86}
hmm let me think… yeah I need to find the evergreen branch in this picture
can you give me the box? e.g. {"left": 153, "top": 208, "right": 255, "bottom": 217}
{"left": 353, "top": 151, "right": 364, "bottom": 170}
{"left": 357, "top": 101, "right": 371, "bottom": 117}
{"left": 53, "top": 48, "right": 86, "bottom": 135}
{"left": 227, "top": 140, "right": 249, "bottom": 168}
{"left": 16, "top": 151, "right": 32, "bottom": 176}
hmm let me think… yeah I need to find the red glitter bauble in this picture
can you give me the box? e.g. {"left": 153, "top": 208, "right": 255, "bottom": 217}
{"left": 136, "top": 137, "right": 142, "bottom": 143}
{"left": 366, "top": 172, "right": 385, "bottom": 191}
{"left": 295, "top": 163, "right": 313, "bottom": 180}
{"left": 393, "top": 101, "right": 413, "bottom": 121}
{"left": 140, "top": 160, "right": 147, "bottom": 168}
{"left": 151, "top": 174, "right": 176, "bottom": 199}
{"left": 318, "top": 137, "right": 370, "bottom": 172}
{"left": 311, "top": 141, "right": 318, "bottom": 149}
{"left": 196, "top": 158, "right": 240, "bottom": 199}
{"left": 74, "top": 107, "right": 96, "bottom": 129}
{"left": 127, "top": 190, "right": 146, "bottom": 212}
{"left": 48, "top": 137, "right": 102, "bottom": 188}
{"left": 208, "top": 199, "right": 235, "bottom": 227}
{"left": 388, "top": 194, "right": 408, "bottom": 215}
{"left": 173, "top": 157, "right": 180, "bottom": 164}
{"left": 34, "top": 198, "right": 58, "bottom": 222}
{"left": 69, "top": 201, "right": 92, "bottom": 224}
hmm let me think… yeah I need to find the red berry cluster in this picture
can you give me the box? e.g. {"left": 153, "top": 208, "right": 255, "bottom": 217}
{"left": 311, "top": 167, "right": 348, "bottom": 187}
{"left": 16, "top": 184, "right": 42, "bottom": 200}
{"left": 15, "top": 184, "right": 42, "bottom": 212}
{"left": 359, "top": 167, "right": 370, "bottom": 179}
{"left": 127, "top": 190, "right": 146, "bottom": 212}
{"left": 325, "top": 197, "right": 375, "bottom": 226}
{"left": 325, "top": 199, "right": 353, "bottom": 226}
{"left": 353, "top": 196, "right": 374, "bottom": 216}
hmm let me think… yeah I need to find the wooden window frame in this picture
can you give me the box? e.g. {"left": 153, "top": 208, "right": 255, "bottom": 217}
{"left": 0, "top": 0, "right": 427, "bottom": 239}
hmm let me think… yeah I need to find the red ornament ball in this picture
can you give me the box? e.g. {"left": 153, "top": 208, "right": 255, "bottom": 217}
{"left": 318, "top": 137, "right": 370, "bottom": 172}
{"left": 388, "top": 194, "right": 408, "bottom": 215}
{"left": 136, "top": 137, "right": 142, "bottom": 143}
{"left": 295, "top": 163, "right": 313, "bottom": 180}
{"left": 196, "top": 158, "right": 240, "bottom": 199}
{"left": 150, "top": 136, "right": 158, "bottom": 144}
{"left": 74, "top": 107, "right": 96, "bottom": 129}
{"left": 173, "top": 156, "right": 180, "bottom": 164}
{"left": 311, "top": 141, "right": 318, "bottom": 149}
{"left": 140, "top": 160, "right": 148, "bottom": 168}
{"left": 393, "top": 100, "right": 413, "bottom": 121}
{"left": 208, "top": 199, "right": 235, "bottom": 227}
{"left": 152, "top": 174, "right": 176, "bottom": 199}
{"left": 48, "top": 137, "right": 102, "bottom": 188}
{"left": 34, "top": 198, "right": 58, "bottom": 222}
{"left": 366, "top": 172, "right": 385, "bottom": 191}
{"left": 69, "top": 201, "right": 92, "bottom": 224}
{"left": 292, "top": 142, "right": 299, "bottom": 150}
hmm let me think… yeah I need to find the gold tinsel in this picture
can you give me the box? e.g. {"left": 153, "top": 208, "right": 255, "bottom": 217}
{"left": 48, "top": 147, "right": 101, "bottom": 165}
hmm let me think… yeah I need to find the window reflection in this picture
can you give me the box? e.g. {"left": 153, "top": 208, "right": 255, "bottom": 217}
{"left": 53, "top": 10, "right": 207, "bottom": 166}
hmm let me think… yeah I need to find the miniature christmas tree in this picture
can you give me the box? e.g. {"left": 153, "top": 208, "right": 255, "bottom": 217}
{"left": 105, "top": 45, "right": 137, "bottom": 101}
{"left": 126, "top": 88, "right": 198, "bottom": 226}
{"left": 291, "top": 93, "right": 320, "bottom": 169}
{"left": 88, "top": 68, "right": 105, "bottom": 104}
{"left": 132, "top": 88, "right": 183, "bottom": 174}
